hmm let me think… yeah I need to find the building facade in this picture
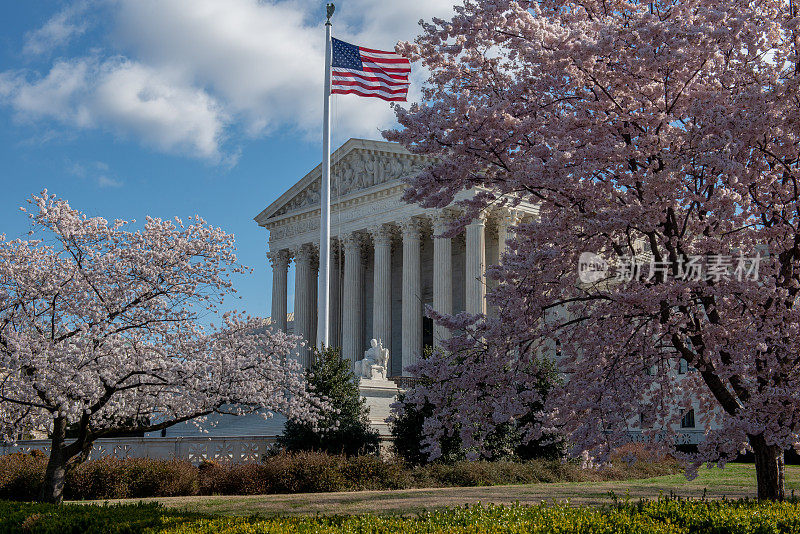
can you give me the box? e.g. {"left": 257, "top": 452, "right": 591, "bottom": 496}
{"left": 255, "top": 138, "right": 536, "bottom": 376}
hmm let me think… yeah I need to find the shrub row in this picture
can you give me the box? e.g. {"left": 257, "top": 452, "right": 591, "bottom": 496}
{"left": 197, "top": 452, "right": 407, "bottom": 495}
{"left": 0, "top": 452, "right": 198, "bottom": 502}
{"left": 3, "top": 499, "right": 800, "bottom": 533}
{"left": 0, "top": 444, "right": 680, "bottom": 501}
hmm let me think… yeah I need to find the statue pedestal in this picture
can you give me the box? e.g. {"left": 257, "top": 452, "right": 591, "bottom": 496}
{"left": 358, "top": 378, "right": 399, "bottom": 436}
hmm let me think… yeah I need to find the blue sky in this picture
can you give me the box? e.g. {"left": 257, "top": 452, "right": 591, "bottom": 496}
{"left": 0, "top": 0, "right": 455, "bottom": 321}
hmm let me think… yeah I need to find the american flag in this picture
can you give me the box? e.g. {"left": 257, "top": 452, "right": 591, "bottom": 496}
{"left": 330, "top": 37, "right": 410, "bottom": 102}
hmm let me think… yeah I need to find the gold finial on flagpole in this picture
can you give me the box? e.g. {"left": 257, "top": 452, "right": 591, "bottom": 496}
{"left": 326, "top": 3, "right": 335, "bottom": 24}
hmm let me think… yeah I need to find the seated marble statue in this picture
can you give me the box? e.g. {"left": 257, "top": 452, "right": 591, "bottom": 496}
{"left": 354, "top": 338, "right": 389, "bottom": 380}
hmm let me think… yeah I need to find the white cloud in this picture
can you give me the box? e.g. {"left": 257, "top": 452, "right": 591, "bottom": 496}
{"left": 0, "top": 57, "right": 228, "bottom": 160}
{"left": 68, "top": 160, "right": 124, "bottom": 188}
{"left": 1, "top": 0, "right": 459, "bottom": 161}
{"left": 96, "top": 175, "right": 123, "bottom": 188}
{"left": 22, "top": 1, "right": 92, "bottom": 56}
{"left": 92, "top": 59, "right": 228, "bottom": 159}
{"left": 333, "top": 0, "right": 458, "bottom": 46}
{"left": 0, "top": 59, "right": 93, "bottom": 125}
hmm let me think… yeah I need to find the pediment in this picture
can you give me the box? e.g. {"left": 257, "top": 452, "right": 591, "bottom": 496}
{"left": 254, "top": 139, "right": 430, "bottom": 226}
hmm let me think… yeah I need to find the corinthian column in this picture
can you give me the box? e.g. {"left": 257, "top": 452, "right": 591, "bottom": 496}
{"left": 293, "top": 244, "right": 315, "bottom": 367}
{"left": 268, "top": 249, "right": 290, "bottom": 332}
{"left": 432, "top": 215, "right": 452, "bottom": 347}
{"left": 341, "top": 233, "right": 364, "bottom": 366}
{"left": 466, "top": 213, "right": 486, "bottom": 315}
{"left": 497, "top": 209, "right": 519, "bottom": 258}
{"left": 370, "top": 225, "right": 392, "bottom": 351}
{"left": 401, "top": 218, "right": 422, "bottom": 375}
{"left": 329, "top": 241, "right": 342, "bottom": 349}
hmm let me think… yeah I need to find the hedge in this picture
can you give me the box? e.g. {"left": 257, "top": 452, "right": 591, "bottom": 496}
{"left": 0, "top": 444, "right": 680, "bottom": 501}
{"left": 0, "top": 453, "right": 199, "bottom": 501}
{"left": 3, "top": 499, "right": 800, "bottom": 533}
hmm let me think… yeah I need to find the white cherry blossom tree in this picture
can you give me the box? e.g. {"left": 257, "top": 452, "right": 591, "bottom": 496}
{"left": 0, "top": 192, "right": 323, "bottom": 503}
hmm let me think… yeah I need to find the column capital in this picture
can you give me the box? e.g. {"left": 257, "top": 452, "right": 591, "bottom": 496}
{"left": 267, "top": 249, "right": 291, "bottom": 267}
{"left": 329, "top": 239, "right": 341, "bottom": 258}
{"left": 369, "top": 224, "right": 393, "bottom": 247}
{"left": 494, "top": 207, "right": 520, "bottom": 227}
{"left": 331, "top": 237, "right": 346, "bottom": 257}
{"left": 293, "top": 243, "right": 315, "bottom": 263}
{"left": 467, "top": 211, "right": 487, "bottom": 227}
{"left": 400, "top": 217, "right": 422, "bottom": 239}
{"left": 342, "top": 232, "right": 363, "bottom": 252}
{"left": 432, "top": 212, "right": 455, "bottom": 235}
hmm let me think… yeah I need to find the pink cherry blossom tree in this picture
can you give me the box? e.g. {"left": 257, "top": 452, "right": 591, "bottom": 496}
{"left": 387, "top": 0, "right": 800, "bottom": 500}
{"left": 0, "top": 193, "right": 324, "bottom": 503}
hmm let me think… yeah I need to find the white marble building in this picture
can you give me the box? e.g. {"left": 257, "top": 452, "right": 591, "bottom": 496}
{"left": 256, "top": 138, "right": 536, "bottom": 376}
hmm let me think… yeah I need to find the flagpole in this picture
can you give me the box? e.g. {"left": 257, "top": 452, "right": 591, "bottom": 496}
{"left": 317, "top": 3, "right": 334, "bottom": 351}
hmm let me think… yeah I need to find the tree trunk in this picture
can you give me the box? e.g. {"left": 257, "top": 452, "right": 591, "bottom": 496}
{"left": 38, "top": 417, "right": 68, "bottom": 504}
{"left": 749, "top": 433, "right": 786, "bottom": 501}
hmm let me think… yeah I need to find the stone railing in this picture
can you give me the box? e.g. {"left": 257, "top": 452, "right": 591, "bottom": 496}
{"left": 625, "top": 429, "right": 705, "bottom": 446}
{"left": 0, "top": 436, "right": 279, "bottom": 465}
{"left": 388, "top": 376, "right": 420, "bottom": 390}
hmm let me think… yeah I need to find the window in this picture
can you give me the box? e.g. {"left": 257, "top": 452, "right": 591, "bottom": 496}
{"left": 678, "top": 358, "right": 688, "bottom": 375}
{"left": 640, "top": 404, "right": 655, "bottom": 428}
{"left": 681, "top": 409, "right": 695, "bottom": 428}
{"left": 555, "top": 339, "right": 562, "bottom": 358}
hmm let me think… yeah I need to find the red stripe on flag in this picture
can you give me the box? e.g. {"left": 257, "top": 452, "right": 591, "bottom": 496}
{"left": 331, "top": 87, "right": 407, "bottom": 101}
{"left": 360, "top": 62, "right": 411, "bottom": 74}
{"left": 356, "top": 45, "right": 400, "bottom": 55}
{"left": 359, "top": 54, "right": 411, "bottom": 66}
{"left": 331, "top": 80, "right": 409, "bottom": 94}
{"left": 333, "top": 68, "right": 409, "bottom": 82}
{"left": 332, "top": 69, "right": 410, "bottom": 85}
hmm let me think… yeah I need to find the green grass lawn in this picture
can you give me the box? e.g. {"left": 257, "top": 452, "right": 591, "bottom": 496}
{"left": 86, "top": 463, "right": 800, "bottom": 517}
{"left": 12, "top": 497, "right": 800, "bottom": 533}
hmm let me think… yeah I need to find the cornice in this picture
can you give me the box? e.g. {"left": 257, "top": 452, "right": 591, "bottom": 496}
{"left": 264, "top": 182, "right": 407, "bottom": 228}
